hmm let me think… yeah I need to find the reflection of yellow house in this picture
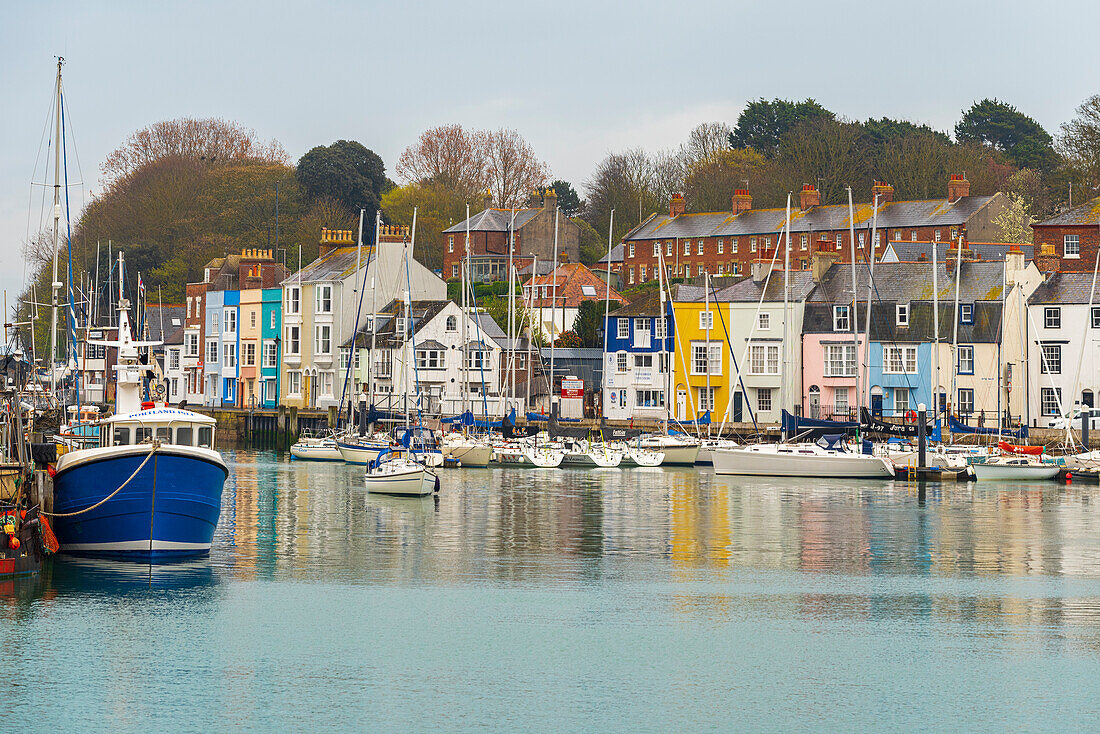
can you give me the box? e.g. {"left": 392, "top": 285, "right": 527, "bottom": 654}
{"left": 670, "top": 295, "right": 731, "bottom": 424}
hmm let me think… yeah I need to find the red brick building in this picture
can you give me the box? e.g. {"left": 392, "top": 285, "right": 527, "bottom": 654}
{"left": 442, "top": 188, "right": 581, "bottom": 283}
{"left": 1031, "top": 196, "right": 1100, "bottom": 272}
{"left": 619, "top": 175, "right": 1007, "bottom": 287}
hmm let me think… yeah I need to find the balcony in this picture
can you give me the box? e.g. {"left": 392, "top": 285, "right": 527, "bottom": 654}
{"left": 373, "top": 363, "right": 392, "bottom": 378}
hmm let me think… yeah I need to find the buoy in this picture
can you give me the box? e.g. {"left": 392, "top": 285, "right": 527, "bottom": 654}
{"left": 1066, "top": 472, "right": 1073, "bottom": 484}
{"left": 8, "top": 537, "right": 19, "bottom": 550}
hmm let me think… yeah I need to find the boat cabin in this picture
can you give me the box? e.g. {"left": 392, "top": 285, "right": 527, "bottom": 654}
{"left": 105, "top": 407, "right": 217, "bottom": 450}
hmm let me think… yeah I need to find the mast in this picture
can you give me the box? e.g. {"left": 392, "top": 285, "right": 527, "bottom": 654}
{"left": 846, "top": 187, "right": 860, "bottom": 422}
{"left": 997, "top": 263, "right": 1005, "bottom": 442}
{"left": 404, "top": 207, "right": 418, "bottom": 428}
{"left": 549, "top": 206, "right": 559, "bottom": 417}
{"left": 1066, "top": 251, "right": 1100, "bottom": 446}
{"left": 462, "top": 203, "right": 470, "bottom": 417}
{"left": 507, "top": 207, "right": 517, "bottom": 414}
{"left": 950, "top": 235, "right": 963, "bottom": 428}
{"left": 864, "top": 195, "right": 879, "bottom": 409}
{"left": 931, "top": 219, "right": 939, "bottom": 418}
{"left": 341, "top": 208, "right": 366, "bottom": 424}
{"left": 602, "top": 209, "right": 615, "bottom": 422}
{"left": 48, "top": 58, "right": 64, "bottom": 402}
{"left": 366, "top": 212, "right": 381, "bottom": 430}
{"left": 781, "top": 193, "right": 791, "bottom": 430}
{"left": 705, "top": 270, "right": 711, "bottom": 437}
{"left": 656, "top": 241, "right": 669, "bottom": 427}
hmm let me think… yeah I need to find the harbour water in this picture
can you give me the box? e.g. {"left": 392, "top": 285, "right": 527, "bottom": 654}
{"left": 4, "top": 451, "right": 1100, "bottom": 730}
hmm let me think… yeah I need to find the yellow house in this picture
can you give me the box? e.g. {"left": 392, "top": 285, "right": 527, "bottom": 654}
{"left": 670, "top": 291, "right": 730, "bottom": 424}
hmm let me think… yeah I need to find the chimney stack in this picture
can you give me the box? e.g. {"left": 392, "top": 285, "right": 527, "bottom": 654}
{"left": 947, "top": 174, "right": 970, "bottom": 203}
{"left": 871, "top": 181, "right": 894, "bottom": 204}
{"left": 799, "top": 184, "right": 821, "bottom": 211}
{"left": 669, "top": 193, "right": 686, "bottom": 218}
{"left": 543, "top": 187, "right": 557, "bottom": 211}
{"left": 732, "top": 188, "right": 752, "bottom": 215}
{"left": 319, "top": 227, "right": 354, "bottom": 257}
{"left": 1034, "top": 242, "right": 1061, "bottom": 274}
{"left": 1005, "top": 244, "right": 1025, "bottom": 285}
{"left": 527, "top": 188, "right": 543, "bottom": 209}
{"left": 811, "top": 241, "right": 841, "bottom": 283}
{"left": 482, "top": 188, "right": 494, "bottom": 211}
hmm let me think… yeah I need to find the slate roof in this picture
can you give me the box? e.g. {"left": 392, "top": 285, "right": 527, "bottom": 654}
{"left": 415, "top": 339, "right": 446, "bottom": 351}
{"left": 802, "top": 300, "right": 1004, "bottom": 342}
{"left": 283, "top": 247, "right": 363, "bottom": 284}
{"left": 597, "top": 243, "right": 624, "bottom": 264}
{"left": 609, "top": 289, "right": 664, "bottom": 317}
{"left": 145, "top": 305, "right": 186, "bottom": 345}
{"left": 1033, "top": 196, "right": 1100, "bottom": 227}
{"left": 883, "top": 242, "right": 1033, "bottom": 263}
{"left": 807, "top": 261, "right": 1009, "bottom": 304}
{"left": 1029, "top": 271, "right": 1100, "bottom": 304}
{"left": 706, "top": 271, "right": 817, "bottom": 303}
{"left": 622, "top": 196, "right": 999, "bottom": 241}
{"left": 443, "top": 208, "right": 543, "bottom": 234}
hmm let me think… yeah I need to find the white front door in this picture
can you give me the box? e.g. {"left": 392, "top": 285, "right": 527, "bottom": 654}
{"left": 676, "top": 389, "right": 687, "bottom": 422}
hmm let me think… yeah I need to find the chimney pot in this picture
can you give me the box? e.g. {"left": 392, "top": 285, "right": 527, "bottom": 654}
{"left": 871, "top": 181, "right": 895, "bottom": 204}
{"left": 947, "top": 174, "right": 971, "bottom": 203}
{"left": 732, "top": 189, "right": 752, "bottom": 215}
{"left": 669, "top": 193, "right": 686, "bottom": 218}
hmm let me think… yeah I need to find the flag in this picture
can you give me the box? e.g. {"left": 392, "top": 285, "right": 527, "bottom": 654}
{"left": 138, "top": 273, "right": 145, "bottom": 297}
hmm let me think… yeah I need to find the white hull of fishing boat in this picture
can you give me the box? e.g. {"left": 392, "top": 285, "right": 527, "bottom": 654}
{"left": 290, "top": 438, "right": 343, "bottom": 462}
{"left": 971, "top": 459, "right": 1059, "bottom": 481}
{"left": 337, "top": 439, "right": 391, "bottom": 465}
{"left": 712, "top": 443, "right": 895, "bottom": 479}
{"left": 364, "top": 458, "right": 437, "bottom": 496}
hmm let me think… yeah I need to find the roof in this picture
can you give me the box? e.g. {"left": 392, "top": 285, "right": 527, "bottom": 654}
{"left": 443, "top": 208, "right": 542, "bottom": 234}
{"left": 883, "top": 241, "right": 1033, "bottom": 263}
{"left": 597, "top": 243, "right": 624, "bottom": 264}
{"left": 525, "top": 263, "right": 627, "bottom": 308}
{"left": 284, "top": 246, "right": 362, "bottom": 284}
{"left": 1033, "top": 196, "right": 1100, "bottom": 227}
{"left": 705, "top": 270, "right": 817, "bottom": 303}
{"left": 622, "top": 196, "right": 999, "bottom": 242}
{"left": 539, "top": 348, "right": 604, "bottom": 360}
{"left": 144, "top": 305, "right": 186, "bottom": 345}
{"left": 415, "top": 339, "right": 446, "bottom": 351}
{"left": 609, "top": 289, "right": 664, "bottom": 317}
{"left": 808, "top": 261, "right": 1010, "bottom": 304}
{"left": 1029, "top": 271, "right": 1100, "bottom": 305}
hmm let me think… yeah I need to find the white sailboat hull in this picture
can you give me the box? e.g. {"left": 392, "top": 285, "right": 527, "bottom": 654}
{"left": 443, "top": 443, "right": 492, "bottom": 467}
{"left": 364, "top": 464, "right": 437, "bottom": 496}
{"left": 561, "top": 450, "right": 623, "bottom": 468}
{"left": 290, "top": 442, "right": 343, "bottom": 461}
{"left": 338, "top": 440, "right": 390, "bottom": 465}
{"left": 971, "top": 462, "right": 1060, "bottom": 481}
{"left": 712, "top": 445, "right": 895, "bottom": 478}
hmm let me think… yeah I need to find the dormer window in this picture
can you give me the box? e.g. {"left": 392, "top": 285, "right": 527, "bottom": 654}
{"left": 959, "top": 304, "right": 974, "bottom": 325}
{"left": 896, "top": 303, "right": 909, "bottom": 327}
{"left": 446, "top": 315, "right": 458, "bottom": 332}
{"left": 833, "top": 305, "right": 850, "bottom": 332}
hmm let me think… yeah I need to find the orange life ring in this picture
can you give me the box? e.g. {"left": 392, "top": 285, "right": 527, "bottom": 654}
{"left": 905, "top": 410, "right": 917, "bottom": 423}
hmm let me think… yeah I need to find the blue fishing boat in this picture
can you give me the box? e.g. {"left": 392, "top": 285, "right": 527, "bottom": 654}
{"left": 51, "top": 259, "right": 228, "bottom": 560}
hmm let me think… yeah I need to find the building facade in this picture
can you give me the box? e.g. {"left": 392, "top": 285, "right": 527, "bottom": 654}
{"left": 603, "top": 291, "right": 674, "bottom": 422}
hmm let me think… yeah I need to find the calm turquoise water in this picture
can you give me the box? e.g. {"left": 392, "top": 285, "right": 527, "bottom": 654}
{"left": 4, "top": 451, "right": 1100, "bottom": 731}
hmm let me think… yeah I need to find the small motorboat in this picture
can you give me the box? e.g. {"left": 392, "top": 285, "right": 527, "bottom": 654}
{"left": 364, "top": 449, "right": 438, "bottom": 496}
{"left": 290, "top": 431, "right": 343, "bottom": 461}
{"left": 971, "top": 457, "right": 1060, "bottom": 481}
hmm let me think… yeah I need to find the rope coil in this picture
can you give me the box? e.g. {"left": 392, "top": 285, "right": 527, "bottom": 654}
{"left": 41, "top": 441, "right": 159, "bottom": 517}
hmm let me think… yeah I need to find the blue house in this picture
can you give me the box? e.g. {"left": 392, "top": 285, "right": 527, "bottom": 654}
{"left": 602, "top": 290, "right": 674, "bottom": 421}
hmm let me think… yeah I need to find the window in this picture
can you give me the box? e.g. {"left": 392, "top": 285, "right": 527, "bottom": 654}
{"left": 635, "top": 389, "right": 664, "bottom": 407}
{"left": 169, "top": 349, "right": 180, "bottom": 370}
{"left": 1045, "top": 307, "right": 1061, "bottom": 329}
{"left": 452, "top": 264, "right": 460, "bottom": 279}
{"left": 715, "top": 264, "right": 723, "bottom": 275}
{"left": 883, "top": 346, "right": 918, "bottom": 373}
{"left": 176, "top": 426, "right": 192, "bottom": 446}
{"left": 666, "top": 241, "right": 673, "bottom": 256}
{"left": 697, "top": 240, "right": 704, "bottom": 255}
{"left": 223, "top": 309, "right": 236, "bottom": 334}
{"left": 749, "top": 344, "right": 780, "bottom": 374}
{"left": 957, "top": 345, "right": 974, "bottom": 374}
{"left": 731, "top": 239, "right": 738, "bottom": 254}
{"left": 113, "top": 427, "right": 130, "bottom": 446}
{"left": 186, "top": 333, "right": 199, "bottom": 356}
{"left": 757, "top": 388, "right": 773, "bottom": 413}
{"left": 750, "top": 237, "right": 757, "bottom": 253}
{"left": 223, "top": 343, "right": 236, "bottom": 369}
{"left": 446, "top": 315, "right": 458, "bottom": 332}
{"left": 262, "top": 340, "right": 278, "bottom": 368}
{"left": 659, "top": 353, "right": 670, "bottom": 374}
{"left": 836, "top": 233, "right": 843, "bottom": 250}
{"left": 1065, "top": 234, "right": 1080, "bottom": 257}
{"left": 824, "top": 344, "right": 856, "bottom": 377}
{"left": 640, "top": 266, "right": 647, "bottom": 281}
{"left": 315, "top": 284, "right": 332, "bottom": 314}
{"left": 833, "top": 305, "right": 850, "bottom": 332}
{"left": 834, "top": 387, "right": 849, "bottom": 416}
{"left": 629, "top": 267, "right": 635, "bottom": 284}
{"left": 416, "top": 349, "right": 442, "bottom": 369}
{"left": 959, "top": 304, "right": 973, "bottom": 325}
{"left": 616, "top": 352, "right": 628, "bottom": 373}
{"left": 197, "top": 426, "right": 213, "bottom": 448}
{"left": 874, "top": 231, "right": 881, "bottom": 248}
{"left": 243, "top": 343, "right": 256, "bottom": 367}
{"left": 894, "top": 388, "right": 910, "bottom": 415}
{"left": 683, "top": 265, "right": 690, "bottom": 278}
{"left": 934, "top": 229, "right": 942, "bottom": 242}
{"left": 699, "top": 311, "right": 713, "bottom": 330}
{"left": 249, "top": 310, "right": 256, "bottom": 329}
{"left": 285, "top": 325, "right": 300, "bottom": 355}
{"left": 270, "top": 310, "right": 277, "bottom": 329}
{"left": 698, "top": 386, "right": 716, "bottom": 412}
{"left": 617, "top": 318, "right": 629, "bottom": 339}
{"left": 447, "top": 235, "right": 454, "bottom": 253}
{"left": 628, "top": 243, "right": 635, "bottom": 258}
{"left": 717, "top": 240, "right": 724, "bottom": 254}
{"left": 206, "top": 339, "right": 218, "bottom": 364}
{"left": 395, "top": 317, "right": 406, "bottom": 336}
{"left": 653, "top": 242, "right": 660, "bottom": 257}
{"left": 210, "top": 312, "right": 220, "bottom": 335}
{"left": 286, "top": 286, "right": 300, "bottom": 315}
{"left": 1041, "top": 344, "right": 1062, "bottom": 374}
{"left": 763, "top": 237, "right": 770, "bottom": 249}
{"left": 950, "top": 227, "right": 958, "bottom": 240}
{"left": 287, "top": 370, "right": 302, "bottom": 396}
{"left": 1041, "top": 387, "right": 1061, "bottom": 417}
{"left": 758, "top": 312, "right": 770, "bottom": 330}
{"left": 911, "top": 231, "right": 918, "bottom": 242}
{"left": 801, "top": 234, "right": 808, "bottom": 250}
{"left": 896, "top": 303, "right": 909, "bottom": 327}
{"left": 691, "top": 343, "right": 722, "bottom": 375}
{"left": 581, "top": 285, "right": 598, "bottom": 297}
{"left": 634, "top": 318, "right": 651, "bottom": 343}
{"left": 800, "top": 259, "right": 808, "bottom": 270}
{"left": 858, "top": 233, "right": 865, "bottom": 248}
{"left": 315, "top": 325, "right": 332, "bottom": 354}
{"left": 654, "top": 317, "right": 667, "bottom": 339}
{"left": 958, "top": 388, "right": 975, "bottom": 415}
{"left": 465, "top": 349, "right": 487, "bottom": 371}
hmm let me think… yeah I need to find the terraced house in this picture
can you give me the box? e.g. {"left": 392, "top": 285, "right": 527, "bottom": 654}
{"left": 280, "top": 227, "right": 445, "bottom": 410}
{"left": 619, "top": 175, "right": 1007, "bottom": 286}
{"left": 603, "top": 291, "right": 674, "bottom": 422}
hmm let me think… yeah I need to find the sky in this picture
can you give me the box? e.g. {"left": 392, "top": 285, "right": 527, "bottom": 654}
{"left": 2, "top": 0, "right": 1099, "bottom": 305}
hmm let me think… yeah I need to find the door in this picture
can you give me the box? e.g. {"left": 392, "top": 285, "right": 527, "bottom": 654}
{"left": 676, "top": 390, "right": 687, "bottom": 422}
{"left": 871, "top": 393, "right": 883, "bottom": 419}
{"left": 808, "top": 387, "right": 820, "bottom": 419}
{"left": 733, "top": 391, "right": 743, "bottom": 423}
{"left": 1083, "top": 390, "right": 1094, "bottom": 408}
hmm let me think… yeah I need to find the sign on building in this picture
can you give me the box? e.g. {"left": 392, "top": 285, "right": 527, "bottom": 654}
{"left": 561, "top": 376, "right": 584, "bottom": 419}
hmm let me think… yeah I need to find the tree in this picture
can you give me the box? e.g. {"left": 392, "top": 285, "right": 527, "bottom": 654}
{"left": 683, "top": 149, "right": 766, "bottom": 211}
{"left": 583, "top": 150, "right": 664, "bottom": 244}
{"left": 553, "top": 330, "right": 582, "bottom": 348}
{"left": 571, "top": 300, "right": 614, "bottom": 347}
{"left": 380, "top": 180, "right": 467, "bottom": 272}
{"left": 102, "top": 117, "right": 287, "bottom": 183}
{"left": 396, "top": 124, "right": 487, "bottom": 201}
{"left": 1059, "top": 94, "right": 1100, "bottom": 197}
{"left": 955, "top": 99, "right": 1059, "bottom": 173}
{"left": 729, "top": 98, "right": 835, "bottom": 157}
{"left": 296, "top": 140, "right": 393, "bottom": 224}
{"left": 682, "top": 122, "right": 732, "bottom": 164}
{"left": 767, "top": 118, "right": 870, "bottom": 206}
{"left": 482, "top": 128, "right": 550, "bottom": 208}
{"left": 575, "top": 219, "right": 608, "bottom": 266}
{"left": 993, "top": 194, "right": 1033, "bottom": 243}
{"left": 550, "top": 180, "right": 581, "bottom": 216}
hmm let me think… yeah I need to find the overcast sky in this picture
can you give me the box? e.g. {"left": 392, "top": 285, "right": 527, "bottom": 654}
{"left": 2, "top": 0, "right": 1098, "bottom": 304}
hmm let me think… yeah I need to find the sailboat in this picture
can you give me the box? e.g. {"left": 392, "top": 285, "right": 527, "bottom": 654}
{"left": 52, "top": 256, "right": 228, "bottom": 558}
